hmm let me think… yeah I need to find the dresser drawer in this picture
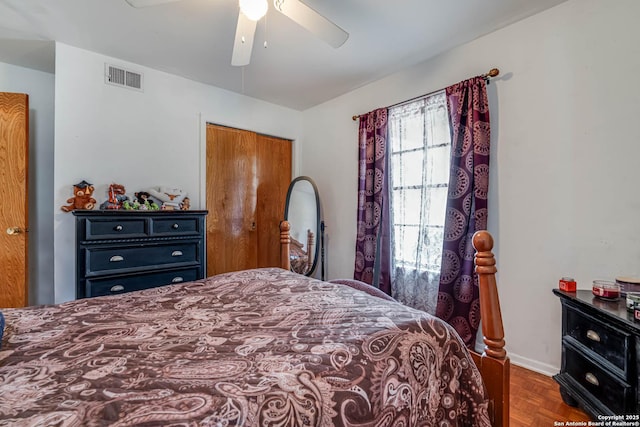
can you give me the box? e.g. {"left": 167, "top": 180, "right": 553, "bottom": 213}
{"left": 152, "top": 217, "right": 200, "bottom": 235}
{"left": 564, "top": 343, "right": 633, "bottom": 414}
{"left": 85, "top": 217, "right": 148, "bottom": 240}
{"left": 86, "top": 268, "right": 200, "bottom": 297}
{"left": 565, "top": 305, "right": 631, "bottom": 375}
{"left": 85, "top": 242, "right": 199, "bottom": 275}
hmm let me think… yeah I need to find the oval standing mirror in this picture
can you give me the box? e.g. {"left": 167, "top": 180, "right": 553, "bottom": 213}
{"left": 284, "top": 176, "right": 320, "bottom": 276}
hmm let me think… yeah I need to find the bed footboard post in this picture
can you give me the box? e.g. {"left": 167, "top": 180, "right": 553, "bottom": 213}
{"left": 473, "top": 231, "right": 506, "bottom": 359}
{"left": 280, "top": 221, "right": 291, "bottom": 271}
{"left": 473, "top": 230, "right": 510, "bottom": 427}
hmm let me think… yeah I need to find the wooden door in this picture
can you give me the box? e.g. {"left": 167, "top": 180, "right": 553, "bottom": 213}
{"left": 206, "top": 124, "right": 258, "bottom": 275}
{"left": 256, "top": 134, "right": 291, "bottom": 267}
{"left": 206, "top": 124, "right": 291, "bottom": 275}
{"left": 0, "top": 93, "right": 29, "bottom": 308}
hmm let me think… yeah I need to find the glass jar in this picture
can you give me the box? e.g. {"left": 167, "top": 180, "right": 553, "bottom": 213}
{"left": 592, "top": 280, "right": 620, "bottom": 300}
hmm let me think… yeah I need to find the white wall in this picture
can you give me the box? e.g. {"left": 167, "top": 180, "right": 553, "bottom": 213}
{"left": 300, "top": 0, "right": 640, "bottom": 374}
{"left": 0, "top": 61, "right": 55, "bottom": 306}
{"left": 54, "top": 43, "right": 303, "bottom": 303}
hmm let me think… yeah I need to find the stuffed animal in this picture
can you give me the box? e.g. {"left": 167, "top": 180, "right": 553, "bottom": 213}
{"left": 99, "top": 183, "right": 129, "bottom": 210}
{"left": 180, "top": 197, "right": 190, "bottom": 210}
{"left": 61, "top": 180, "right": 97, "bottom": 212}
{"left": 147, "top": 186, "right": 187, "bottom": 210}
{"left": 130, "top": 191, "right": 159, "bottom": 210}
{"left": 135, "top": 191, "right": 153, "bottom": 205}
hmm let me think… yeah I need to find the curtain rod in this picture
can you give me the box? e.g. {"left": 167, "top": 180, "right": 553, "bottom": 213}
{"left": 351, "top": 68, "right": 500, "bottom": 121}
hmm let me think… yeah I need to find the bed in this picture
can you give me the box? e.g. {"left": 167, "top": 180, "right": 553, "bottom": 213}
{"left": 0, "top": 223, "right": 508, "bottom": 426}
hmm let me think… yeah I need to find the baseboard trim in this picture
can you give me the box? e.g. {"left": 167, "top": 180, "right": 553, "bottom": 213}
{"left": 508, "top": 352, "right": 559, "bottom": 377}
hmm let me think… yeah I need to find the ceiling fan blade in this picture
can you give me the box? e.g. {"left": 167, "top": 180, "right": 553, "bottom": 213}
{"left": 124, "top": 0, "right": 182, "bottom": 8}
{"left": 231, "top": 12, "right": 257, "bottom": 67}
{"left": 273, "top": 0, "right": 348, "bottom": 48}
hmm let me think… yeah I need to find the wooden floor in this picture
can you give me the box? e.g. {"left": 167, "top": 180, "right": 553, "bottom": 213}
{"left": 511, "top": 364, "right": 590, "bottom": 426}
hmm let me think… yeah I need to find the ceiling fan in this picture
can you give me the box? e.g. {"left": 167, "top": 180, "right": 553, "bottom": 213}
{"left": 124, "top": 0, "right": 349, "bottom": 67}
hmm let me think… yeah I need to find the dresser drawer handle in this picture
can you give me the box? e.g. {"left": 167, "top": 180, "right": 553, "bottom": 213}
{"left": 172, "top": 223, "right": 179, "bottom": 230}
{"left": 171, "top": 250, "right": 183, "bottom": 257}
{"left": 586, "top": 330, "right": 601, "bottom": 342}
{"left": 585, "top": 372, "right": 599, "bottom": 387}
{"left": 172, "top": 277, "right": 184, "bottom": 283}
{"left": 109, "top": 255, "right": 124, "bottom": 262}
{"left": 110, "top": 284, "right": 125, "bottom": 292}
{"left": 114, "top": 225, "right": 123, "bottom": 231}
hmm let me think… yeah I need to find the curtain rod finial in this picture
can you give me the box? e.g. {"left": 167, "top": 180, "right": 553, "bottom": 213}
{"left": 352, "top": 115, "right": 359, "bottom": 121}
{"left": 485, "top": 68, "right": 500, "bottom": 78}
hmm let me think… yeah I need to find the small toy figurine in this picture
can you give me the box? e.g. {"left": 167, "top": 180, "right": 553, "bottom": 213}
{"left": 99, "top": 183, "right": 129, "bottom": 210}
{"left": 180, "top": 197, "right": 190, "bottom": 210}
{"left": 61, "top": 180, "right": 97, "bottom": 212}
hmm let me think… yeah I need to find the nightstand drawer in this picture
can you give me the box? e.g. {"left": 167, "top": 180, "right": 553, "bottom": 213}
{"left": 565, "top": 305, "right": 631, "bottom": 375}
{"left": 564, "top": 343, "right": 633, "bottom": 414}
{"left": 85, "top": 242, "right": 198, "bottom": 275}
{"left": 85, "top": 218, "right": 147, "bottom": 239}
{"left": 152, "top": 217, "right": 200, "bottom": 235}
{"left": 86, "top": 268, "right": 200, "bottom": 297}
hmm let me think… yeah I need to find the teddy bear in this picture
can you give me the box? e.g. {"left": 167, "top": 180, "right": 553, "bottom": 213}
{"left": 61, "top": 180, "right": 97, "bottom": 212}
{"left": 180, "top": 197, "right": 190, "bottom": 210}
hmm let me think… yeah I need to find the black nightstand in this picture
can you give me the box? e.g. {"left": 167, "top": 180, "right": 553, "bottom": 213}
{"left": 553, "top": 289, "right": 640, "bottom": 417}
{"left": 73, "top": 210, "right": 207, "bottom": 298}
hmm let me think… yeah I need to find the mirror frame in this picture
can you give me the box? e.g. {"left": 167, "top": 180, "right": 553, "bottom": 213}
{"left": 284, "top": 176, "right": 321, "bottom": 276}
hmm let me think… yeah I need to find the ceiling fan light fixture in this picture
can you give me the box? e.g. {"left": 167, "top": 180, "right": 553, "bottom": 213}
{"left": 239, "top": 0, "right": 268, "bottom": 21}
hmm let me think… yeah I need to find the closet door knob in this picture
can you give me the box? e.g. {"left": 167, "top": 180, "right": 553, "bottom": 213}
{"left": 6, "top": 227, "right": 21, "bottom": 235}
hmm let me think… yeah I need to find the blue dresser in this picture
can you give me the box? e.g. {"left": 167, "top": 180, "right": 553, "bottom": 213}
{"left": 73, "top": 210, "right": 207, "bottom": 298}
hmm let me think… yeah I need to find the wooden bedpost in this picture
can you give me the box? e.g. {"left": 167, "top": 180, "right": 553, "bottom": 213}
{"left": 472, "top": 230, "right": 510, "bottom": 427}
{"left": 306, "top": 230, "right": 314, "bottom": 271}
{"left": 280, "top": 221, "right": 291, "bottom": 271}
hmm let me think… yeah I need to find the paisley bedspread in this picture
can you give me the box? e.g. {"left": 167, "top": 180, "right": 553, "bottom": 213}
{"left": 0, "top": 268, "right": 490, "bottom": 426}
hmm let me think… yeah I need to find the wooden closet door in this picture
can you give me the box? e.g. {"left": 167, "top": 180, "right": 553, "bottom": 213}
{"left": 256, "top": 134, "right": 292, "bottom": 268}
{"left": 206, "top": 124, "right": 292, "bottom": 275}
{"left": 206, "top": 124, "right": 258, "bottom": 275}
{"left": 0, "top": 93, "right": 29, "bottom": 308}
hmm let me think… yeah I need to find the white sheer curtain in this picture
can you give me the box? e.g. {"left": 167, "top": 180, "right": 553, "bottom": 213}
{"left": 389, "top": 91, "right": 451, "bottom": 314}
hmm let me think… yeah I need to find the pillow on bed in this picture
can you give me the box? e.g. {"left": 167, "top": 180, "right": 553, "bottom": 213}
{"left": 0, "top": 311, "right": 4, "bottom": 349}
{"left": 328, "top": 279, "right": 396, "bottom": 302}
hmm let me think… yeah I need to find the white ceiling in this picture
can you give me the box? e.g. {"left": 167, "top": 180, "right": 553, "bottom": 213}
{"left": 0, "top": 0, "right": 567, "bottom": 110}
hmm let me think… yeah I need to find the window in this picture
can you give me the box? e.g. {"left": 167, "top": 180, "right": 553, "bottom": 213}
{"left": 389, "top": 91, "right": 451, "bottom": 273}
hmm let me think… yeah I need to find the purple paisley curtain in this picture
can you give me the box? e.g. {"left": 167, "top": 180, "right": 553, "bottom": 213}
{"left": 353, "top": 108, "right": 391, "bottom": 294}
{"left": 436, "top": 76, "right": 491, "bottom": 348}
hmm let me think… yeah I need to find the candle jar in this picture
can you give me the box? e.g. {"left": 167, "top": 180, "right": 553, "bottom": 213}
{"left": 559, "top": 277, "right": 576, "bottom": 292}
{"left": 592, "top": 280, "right": 620, "bottom": 300}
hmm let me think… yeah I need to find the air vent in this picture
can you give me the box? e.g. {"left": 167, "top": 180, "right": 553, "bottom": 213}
{"left": 105, "top": 64, "right": 143, "bottom": 92}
